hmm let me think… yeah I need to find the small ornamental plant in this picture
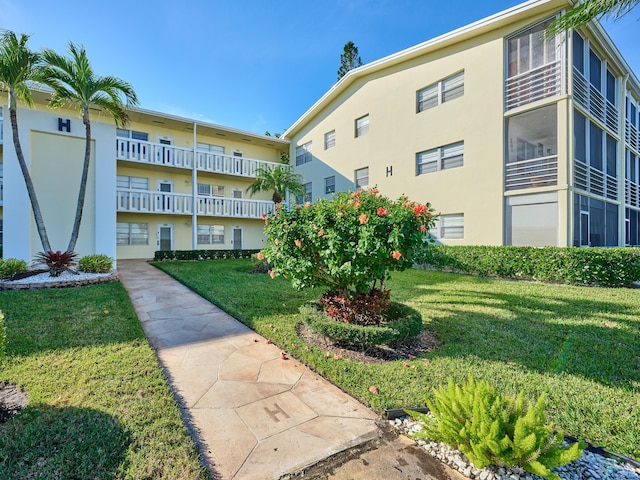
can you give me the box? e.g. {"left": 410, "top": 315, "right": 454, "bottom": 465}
{"left": 407, "top": 377, "right": 585, "bottom": 480}
{"left": 260, "top": 188, "right": 436, "bottom": 324}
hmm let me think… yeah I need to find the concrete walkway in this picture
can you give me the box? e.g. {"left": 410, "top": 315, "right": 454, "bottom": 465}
{"left": 117, "top": 260, "right": 379, "bottom": 480}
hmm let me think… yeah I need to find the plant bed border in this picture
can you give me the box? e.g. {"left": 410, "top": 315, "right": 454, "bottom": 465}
{"left": 0, "top": 272, "right": 119, "bottom": 290}
{"left": 300, "top": 301, "right": 423, "bottom": 351}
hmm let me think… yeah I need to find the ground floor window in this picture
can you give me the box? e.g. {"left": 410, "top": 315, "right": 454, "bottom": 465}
{"left": 197, "top": 225, "right": 224, "bottom": 245}
{"left": 573, "top": 193, "right": 618, "bottom": 246}
{"left": 117, "top": 222, "right": 148, "bottom": 245}
{"left": 431, "top": 214, "right": 464, "bottom": 240}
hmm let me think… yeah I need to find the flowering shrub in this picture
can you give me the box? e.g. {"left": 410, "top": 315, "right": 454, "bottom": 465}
{"left": 261, "top": 189, "right": 436, "bottom": 296}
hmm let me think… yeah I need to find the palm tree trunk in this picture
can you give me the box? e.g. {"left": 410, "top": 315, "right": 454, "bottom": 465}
{"left": 66, "top": 110, "right": 91, "bottom": 253}
{"left": 9, "top": 105, "right": 52, "bottom": 253}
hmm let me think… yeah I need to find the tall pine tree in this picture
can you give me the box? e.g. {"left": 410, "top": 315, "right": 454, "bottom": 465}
{"left": 337, "top": 41, "right": 362, "bottom": 80}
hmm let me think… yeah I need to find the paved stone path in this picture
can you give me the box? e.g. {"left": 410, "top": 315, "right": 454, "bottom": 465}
{"left": 117, "top": 260, "right": 379, "bottom": 480}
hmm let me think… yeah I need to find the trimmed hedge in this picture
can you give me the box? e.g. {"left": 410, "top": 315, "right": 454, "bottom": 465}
{"left": 78, "top": 254, "right": 113, "bottom": 273}
{"left": 0, "top": 258, "right": 28, "bottom": 279}
{"left": 419, "top": 245, "right": 640, "bottom": 287}
{"left": 0, "top": 310, "right": 5, "bottom": 358}
{"left": 154, "top": 249, "right": 260, "bottom": 261}
{"left": 301, "top": 301, "right": 422, "bottom": 350}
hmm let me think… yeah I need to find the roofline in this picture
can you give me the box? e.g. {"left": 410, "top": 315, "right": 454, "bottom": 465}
{"left": 128, "top": 106, "right": 290, "bottom": 146}
{"left": 22, "top": 83, "right": 289, "bottom": 146}
{"left": 282, "top": 0, "right": 639, "bottom": 139}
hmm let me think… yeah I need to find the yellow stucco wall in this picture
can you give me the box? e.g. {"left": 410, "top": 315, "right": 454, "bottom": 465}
{"left": 30, "top": 131, "right": 95, "bottom": 256}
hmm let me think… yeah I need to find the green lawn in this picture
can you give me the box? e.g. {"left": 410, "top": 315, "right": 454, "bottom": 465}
{"left": 154, "top": 259, "right": 640, "bottom": 460}
{"left": 0, "top": 283, "right": 208, "bottom": 480}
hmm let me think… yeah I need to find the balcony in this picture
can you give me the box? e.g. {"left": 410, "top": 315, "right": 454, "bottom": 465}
{"left": 626, "top": 180, "right": 640, "bottom": 209}
{"left": 626, "top": 119, "right": 640, "bottom": 153}
{"left": 573, "top": 68, "right": 618, "bottom": 134}
{"left": 116, "top": 139, "right": 281, "bottom": 178}
{"left": 116, "top": 189, "right": 274, "bottom": 219}
{"left": 505, "top": 155, "right": 558, "bottom": 191}
{"left": 505, "top": 60, "right": 564, "bottom": 111}
{"left": 574, "top": 160, "right": 618, "bottom": 200}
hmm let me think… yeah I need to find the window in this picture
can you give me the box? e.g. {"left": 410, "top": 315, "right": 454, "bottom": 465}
{"left": 573, "top": 31, "right": 584, "bottom": 73}
{"left": 197, "top": 225, "right": 224, "bottom": 244}
{"left": 354, "top": 167, "right": 369, "bottom": 189}
{"left": 198, "top": 184, "right": 225, "bottom": 196}
{"left": 431, "top": 214, "right": 464, "bottom": 239}
{"left": 573, "top": 194, "right": 618, "bottom": 246}
{"left": 417, "top": 72, "right": 465, "bottom": 112}
{"left": 416, "top": 142, "right": 464, "bottom": 175}
{"left": 117, "top": 175, "right": 148, "bottom": 190}
{"left": 324, "top": 176, "right": 336, "bottom": 194}
{"left": 116, "top": 222, "right": 148, "bottom": 245}
{"left": 0, "top": 219, "right": 3, "bottom": 247}
{"left": 507, "top": 18, "right": 557, "bottom": 78}
{"left": 197, "top": 142, "right": 225, "bottom": 153}
{"left": 324, "top": 130, "right": 336, "bottom": 149}
{"left": 116, "top": 129, "right": 148, "bottom": 141}
{"left": 355, "top": 115, "right": 369, "bottom": 137}
{"left": 303, "top": 182, "right": 312, "bottom": 202}
{"left": 295, "top": 141, "right": 312, "bottom": 166}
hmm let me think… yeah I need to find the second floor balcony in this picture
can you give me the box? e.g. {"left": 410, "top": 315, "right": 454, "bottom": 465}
{"left": 116, "top": 189, "right": 275, "bottom": 219}
{"left": 116, "top": 138, "right": 282, "bottom": 178}
{"left": 505, "top": 155, "right": 558, "bottom": 191}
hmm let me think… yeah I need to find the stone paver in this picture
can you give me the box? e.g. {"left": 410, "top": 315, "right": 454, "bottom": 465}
{"left": 117, "top": 260, "right": 379, "bottom": 480}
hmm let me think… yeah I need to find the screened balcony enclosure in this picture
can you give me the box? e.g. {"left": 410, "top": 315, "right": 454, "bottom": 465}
{"left": 505, "top": 104, "right": 558, "bottom": 191}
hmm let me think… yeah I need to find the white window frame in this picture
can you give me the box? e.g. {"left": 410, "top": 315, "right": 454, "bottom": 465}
{"left": 302, "top": 182, "right": 312, "bottom": 203}
{"left": 197, "top": 224, "right": 225, "bottom": 245}
{"left": 324, "top": 130, "right": 336, "bottom": 149}
{"left": 116, "top": 129, "right": 149, "bottom": 141}
{"left": 117, "top": 222, "right": 149, "bottom": 245}
{"left": 197, "top": 142, "right": 225, "bottom": 154}
{"left": 295, "top": 141, "right": 313, "bottom": 166}
{"left": 324, "top": 176, "right": 336, "bottom": 194}
{"left": 117, "top": 175, "right": 149, "bottom": 190}
{"left": 416, "top": 142, "right": 464, "bottom": 175}
{"left": 354, "top": 167, "right": 369, "bottom": 189}
{"left": 355, "top": 115, "right": 369, "bottom": 137}
{"left": 430, "top": 214, "right": 464, "bottom": 240}
{"left": 417, "top": 71, "right": 464, "bottom": 112}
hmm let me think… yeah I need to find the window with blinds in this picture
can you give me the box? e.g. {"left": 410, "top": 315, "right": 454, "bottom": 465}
{"left": 117, "top": 175, "right": 148, "bottom": 190}
{"left": 325, "top": 176, "right": 336, "bottom": 194}
{"left": 417, "top": 71, "right": 464, "bottom": 112}
{"left": 197, "top": 225, "right": 224, "bottom": 244}
{"left": 116, "top": 222, "right": 148, "bottom": 245}
{"left": 354, "top": 167, "right": 369, "bottom": 189}
{"left": 355, "top": 115, "right": 370, "bottom": 137}
{"left": 430, "top": 214, "right": 464, "bottom": 240}
{"left": 416, "top": 142, "right": 464, "bottom": 175}
{"left": 324, "top": 130, "right": 336, "bottom": 149}
{"left": 295, "top": 141, "right": 313, "bottom": 166}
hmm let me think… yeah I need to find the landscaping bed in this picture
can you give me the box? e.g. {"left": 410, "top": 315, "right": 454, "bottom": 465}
{"left": 154, "top": 259, "right": 640, "bottom": 461}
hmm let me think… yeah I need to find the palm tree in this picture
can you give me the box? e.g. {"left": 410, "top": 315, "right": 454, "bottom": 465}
{"left": 39, "top": 42, "right": 138, "bottom": 253}
{"left": 0, "top": 30, "right": 52, "bottom": 252}
{"left": 549, "top": 0, "right": 639, "bottom": 33}
{"left": 246, "top": 165, "right": 306, "bottom": 204}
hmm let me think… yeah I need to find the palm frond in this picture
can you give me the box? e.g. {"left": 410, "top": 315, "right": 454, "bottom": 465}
{"left": 0, "top": 30, "right": 41, "bottom": 108}
{"left": 548, "top": 0, "right": 639, "bottom": 34}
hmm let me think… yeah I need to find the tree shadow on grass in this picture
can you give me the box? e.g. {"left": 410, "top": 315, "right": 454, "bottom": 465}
{"left": 401, "top": 277, "right": 640, "bottom": 390}
{"left": 0, "top": 404, "right": 130, "bottom": 479}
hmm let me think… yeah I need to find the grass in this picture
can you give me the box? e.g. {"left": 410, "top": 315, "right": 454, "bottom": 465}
{"left": 154, "top": 259, "right": 640, "bottom": 460}
{"left": 0, "top": 283, "right": 208, "bottom": 480}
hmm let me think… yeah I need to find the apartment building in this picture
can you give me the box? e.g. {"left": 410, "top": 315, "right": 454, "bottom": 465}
{"left": 284, "top": 0, "right": 640, "bottom": 247}
{"left": 0, "top": 90, "right": 288, "bottom": 261}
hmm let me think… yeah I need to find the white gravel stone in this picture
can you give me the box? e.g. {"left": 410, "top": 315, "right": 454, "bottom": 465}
{"left": 3, "top": 270, "right": 112, "bottom": 284}
{"left": 391, "top": 415, "right": 640, "bottom": 480}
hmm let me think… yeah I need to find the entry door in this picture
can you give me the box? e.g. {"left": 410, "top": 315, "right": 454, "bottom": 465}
{"left": 158, "top": 136, "right": 173, "bottom": 164}
{"left": 580, "top": 211, "right": 589, "bottom": 246}
{"left": 233, "top": 150, "right": 243, "bottom": 175}
{"left": 158, "top": 181, "right": 173, "bottom": 212}
{"left": 232, "top": 227, "right": 243, "bottom": 250}
{"left": 157, "top": 224, "right": 173, "bottom": 251}
{"left": 232, "top": 189, "right": 243, "bottom": 215}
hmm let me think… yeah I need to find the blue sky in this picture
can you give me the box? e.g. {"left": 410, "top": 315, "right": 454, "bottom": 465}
{"left": 2, "top": 0, "right": 638, "bottom": 135}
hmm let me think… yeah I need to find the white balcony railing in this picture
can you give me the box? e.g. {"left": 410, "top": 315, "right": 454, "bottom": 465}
{"left": 116, "top": 139, "right": 282, "bottom": 178}
{"left": 116, "top": 189, "right": 274, "bottom": 219}
{"left": 574, "top": 160, "right": 618, "bottom": 200}
{"left": 196, "top": 196, "right": 274, "bottom": 218}
{"left": 573, "top": 68, "right": 618, "bottom": 134}
{"left": 505, "top": 155, "right": 558, "bottom": 191}
{"left": 505, "top": 60, "right": 564, "bottom": 111}
{"left": 626, "top": 119, "right": 640, "bottom": 153}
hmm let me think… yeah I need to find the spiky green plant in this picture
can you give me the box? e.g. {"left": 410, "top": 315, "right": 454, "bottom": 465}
{"left": 407, "top": 377, "right": 585, "bottom": 480}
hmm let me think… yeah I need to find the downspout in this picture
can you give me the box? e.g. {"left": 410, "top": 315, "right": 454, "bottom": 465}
{"left": 192, "top": 122, "right": 198, "bottom": 250}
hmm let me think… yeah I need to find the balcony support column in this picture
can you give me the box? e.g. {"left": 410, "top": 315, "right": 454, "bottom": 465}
{"left": 192, "top": 122, "right": 198, "bottom": 250}
{"left": 618, "top": 74, "right": 629, "bottom": 245}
